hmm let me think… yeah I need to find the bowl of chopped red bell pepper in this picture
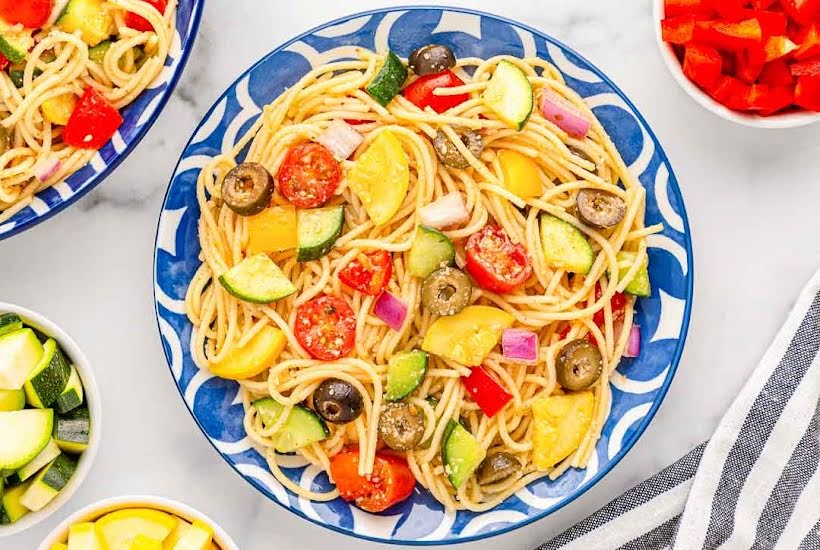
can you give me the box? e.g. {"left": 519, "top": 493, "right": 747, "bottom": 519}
{"left": 655, "top": 0, "right": 820, "bottom": 128}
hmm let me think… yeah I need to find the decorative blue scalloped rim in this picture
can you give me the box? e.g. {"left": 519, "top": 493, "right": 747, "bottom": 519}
{"left": 153, "top": 6, "right": 694, "bottom": 545}
{"left": 0, "top": 0, "right": 205, "bottom": 241}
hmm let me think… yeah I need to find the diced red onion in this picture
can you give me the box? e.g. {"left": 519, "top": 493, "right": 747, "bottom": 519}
{"left": 33, "top": 154, "right": 61, "bottom": 182}
{"left": 374, "top": 291, "right": 407, "bottom": 332}
{"left": 539, "top": 91, "right": 591, "bottom": 138}
{"left": 502, "top": 328, "right": 538, "bottom": 363}
{"left": 418, "top": 192, "right": 469, "bottom": 229}
{"left": 316, "top": 120, "right": 363, "bottom": 160}
{"left": 624, "top": 325, "right": 641, "bottom": 358}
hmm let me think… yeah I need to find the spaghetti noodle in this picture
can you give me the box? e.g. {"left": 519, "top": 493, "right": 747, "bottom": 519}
{"left": 185, "top": 46, "right": 662, "bottom": 512}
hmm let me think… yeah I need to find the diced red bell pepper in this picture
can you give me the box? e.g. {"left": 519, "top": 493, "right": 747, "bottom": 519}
{"left": 713, "top": 0, "right": 747, "bottom": 19}
{"left": 795, "top": 25, "right": 820, "bottom": 60}
{"left": 665, "top": 0, "right": 715, "bottom": 16}
{"left": 462, "top": 367, "right": 512, "bottom": 418}
{"left": 402, "top": 70, "right": 469, "bottom": 114}
{"left": 791, "top": 57, "right": 820, "bottom": 77}
{"left": 707, "top": 18, "right": 764, "bottom": 51}
{"left": 754, "top": 11, "right": 789, "bottom": 37}
{"left": 125, "top": 0, "right": 167, "bottom": 32}
{"left": 795, "top": 75, "right": 820, "bottom": 110}
{"left": 760, "top": 59, "right": 796, "bottom": 86}
{"left": 592, "top": 283, "right": 627, "bottom": 326}
{"left": 662, "top": 16, "right": 698, "bottom": 44}
{"left": 753, "top": 0, "right": 778, "bottom": 8}
{"left": 737, "top": 47, "right": 767, "bottom": 83}
{"left": 764, "top": 36, "right": 799, "bottom": 62}
{"left": 780, "top": 0, "right": 820, "bottom": 26}
{"left": 747, "top": 84, "right": 795, "bottom": 113}
{"left": 63, "top": 88, "right": 124, "bottom": 150}
{"left": 711, "top": 75, "right": 753, "bottom": 109}
{"left": 684, "top": 43, "right": 724, "bottom": 88}
{"left": 0, "top": 53, "right": 8, "bottom": 71}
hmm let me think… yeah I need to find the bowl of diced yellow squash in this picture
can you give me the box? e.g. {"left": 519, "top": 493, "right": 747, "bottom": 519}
{"left": 38, "top": 495, "right": 239, "bottom": 550}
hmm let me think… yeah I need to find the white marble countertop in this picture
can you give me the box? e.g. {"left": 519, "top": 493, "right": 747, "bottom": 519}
{"left": 4, "top": 0, "right": 820, "bottom": 548}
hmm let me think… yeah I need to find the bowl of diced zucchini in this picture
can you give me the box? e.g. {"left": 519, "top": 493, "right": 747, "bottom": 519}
{"left": 0, "top": 303, "right": 100, "bottom": 537}
{"left": 37, "top": 495, "right": 239, "bottom": 550}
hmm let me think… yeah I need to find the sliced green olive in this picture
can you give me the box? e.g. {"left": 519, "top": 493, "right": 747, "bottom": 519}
{"left": 476, "top": 452, "right": 521, "bottom": 485}
{"left": 221, "top": 162, "right": 274, "bottom": 216}
{"left": 378, "top": 401, "right": 425, "bottom": 451}
{"left": 0, "top": 127, "right": 9, "bottom": 156}
{"left": 556, "top": 339, "right": 603, "bottom": 391}
{"left": 433, "top": 128, "right": 484, "bottom": 169}
{"left": 314, "top": 378, "right": 364, "bottom": 424}
{"left": 576, "top": 188, "right": 626, "bottom": 229}
{"left": 409, "top": 44, "right": 457, "bottom": 76}
{"left": 421, "top": 267, "right": 472, "bottom": 316}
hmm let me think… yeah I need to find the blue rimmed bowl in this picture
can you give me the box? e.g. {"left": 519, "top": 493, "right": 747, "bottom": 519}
{"left": 0, "top": 0, "right": 204, "bottom": 241}
{"left": 153, "top": 6, "right": 694, "bottom": 545}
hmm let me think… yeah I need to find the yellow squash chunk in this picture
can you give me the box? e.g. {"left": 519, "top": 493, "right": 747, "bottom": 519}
{"left": 247, "top": 205, "right": 297, "bottom": 255}
{"left": 169, "top": 520, "right": 213, "bottom": 550}
{"left": 422, "top": 306, "right": 514, "bottom": 366}
{"left": 96, "top": 508, "right": 177, "bottom": 549}
{"left": 498, "top": 150, "right": 542, "bottom": 199}
{"left": 56, "top": 0, "right": 114, "bottom": 46}
{"left": 67, "top": 522, "right": 106, "bottom": 550}
{"left": 51, "top": 544, "right": 69, "bottom": 550}
{"left": 128, "top": 535, "right": 164, "bottom": 550}
{"left": 347, "top": 130, "right": 409, "bottom": 226}
{"left": 164, "top": 519, "right": 219, "bottom": 550}
{"left": 532, "top": 391, "right": 594, "bottom": 470}
{"left": 209, "top": 325, "right": 286, "bottom": 380}
{"left": 41, "top": 94, "right": 78, "bottom": 126}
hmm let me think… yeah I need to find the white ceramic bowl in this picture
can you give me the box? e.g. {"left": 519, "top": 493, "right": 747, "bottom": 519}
{"left": 653, "top": 0, "right": 820, "bottom": 128}
{"left": 37, "top": 495, "right": 240, "bottom": 550}
{"left": 0, "top": 303, "right": 101, "bottom": 538}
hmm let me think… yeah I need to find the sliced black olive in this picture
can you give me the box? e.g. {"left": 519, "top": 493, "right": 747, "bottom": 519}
{"left": 314, "top": 378, "right": 364, "bottom": 424}
{"left": 221, "top": 162, "right": 274, "bottom": 216}
{"left": 556, "top": 339, "right": 603, "bottom": 391}
{"left": 433, "top": 128, "right": 484, "bottom": 169}
{"left": 576, "top": 188, "right": 626, "bottom": 229}
{"left": 0, "top": 127, "right": 9, "bottom": 156}
{"left": 409, "top": 44, "right": 457, "bottom": 76}
{"left": 378, "top": 402, "right": 425, "bottom": 451}
{"left": 421, "top": 267, "right": 472, "bottom": 317}
{"left": 476, "top": 452, "right": 521, "bottom": 485}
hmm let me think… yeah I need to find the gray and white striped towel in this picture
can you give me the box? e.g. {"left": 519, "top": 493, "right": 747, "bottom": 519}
{"left": 541, "top": 269, "right": 820, "bottom": 550}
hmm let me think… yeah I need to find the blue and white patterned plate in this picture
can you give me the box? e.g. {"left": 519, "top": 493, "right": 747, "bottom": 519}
{"left": 0, "top": 0, "right": 204, "bottom": 241}
{"left": 153, "top": 7, "right": 694, "bottom": 545}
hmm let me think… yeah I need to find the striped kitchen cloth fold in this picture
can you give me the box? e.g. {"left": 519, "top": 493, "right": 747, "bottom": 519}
{"left": 540, "top": 268, "right": 820, "bottom": 550}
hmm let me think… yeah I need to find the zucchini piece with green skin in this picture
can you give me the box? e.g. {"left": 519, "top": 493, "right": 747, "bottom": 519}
{"left": 0, "top": 328, "right": 44, "bottom": 391}
{"left": 615, "top": 251, "right": 651, "bottom": 298}
{"left": 0, "top": 313, "right": 23, "bottom": 338}
{"left": 15, "top": 439, "right": 60, "bottom": 483}
{"left": 0, "top": 389, "right": 25, "bottom": 412}
{"left": 254, "top": 398, "right": 329, "bottom": 453}
{"left": 407, "top": 225, "right": 455, "bottom": 278}
{"left": 24, "top": 339, "right": 71, "bottom": 409}
{"left": 481, "top": 60, "right": 534, "bottom": 130}
{"left": 442, "top": 420, "right": 486, "bottom": 489}
{"left": 296, "top": 205, "right": 345, "bottom": 262}
{"left": 56, "top": 0, "right": 114, "bottom": 46}
{"left": 19, "top": 453, "right": 77, "bottom": 511}
{"left": 54, "top": 365, "right": 84, "bottom": 414}
{"left": 539, "top": 214, "right": 594, "bottom": 275}
{"left": 0, "top": 479, "right": 32, "bottom": 525}
{"left": 0, "top": 22, "right": 34, "bottom": 64}
{"left": 385, "top": 350, "right": 428, "bottom": 401}
{"left": 53, "top": 405, "right": 90, "bottom": 454}
{"left": 0, "top": 408, "right": 54, "bottom": 471}
{"left": 366, "top": 51, "right": 408, "bottom": 107}
{"left": 218, "top": 254, "right": 297, "bottom": 304}
{"left": 88, "top": 40, "right": 111, "bottom": 63}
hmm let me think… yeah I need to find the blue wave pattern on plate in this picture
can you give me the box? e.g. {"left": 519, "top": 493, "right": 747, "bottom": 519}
{"left": 0, "top": 0, "right": 203, "bottom": 240}
{"left": 153, "top": 7, "right": 693, "bottom": 545}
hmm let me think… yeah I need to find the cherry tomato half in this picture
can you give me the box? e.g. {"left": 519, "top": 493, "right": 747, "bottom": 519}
{"left": 278, "top": 142, "right": 341, "bottom": 208}
{"left": 63, "top": 88, "right": 123, "bottom": 150}
{"left": 402, "top": 70, "right": 470, "bottom": 114}
{"left": 125, "top": 0, "right": 167, "bottom": 32}
{"left": 294, "top": 295, "right": 356, "bottom": 361}
{"left": 0, "top": 0, "right": 52, "bottom": 28}
{"left": 330, "top": 449, "right": 416, "bottom": 513}
{"left": 465, "top": 226, "right": 532, "bottom": 294}
{"left": 338, "top": 251, "right": 393, "bottom": 296}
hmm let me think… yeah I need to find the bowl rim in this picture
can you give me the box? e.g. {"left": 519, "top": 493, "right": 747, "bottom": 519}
{"left": 0, "top": 0, "right": 206, "bottom": 243}
{"left": 152, "top": 4, "right": 696, "bottom": 545}
{"left": 35, "top": 494, "right": 240, "bottom": 550}
{"left": 0, "top": 302, "right": 102, "bottom": 538}
{"left": 651, "top": 0, "right": 820, "bottom": 129}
